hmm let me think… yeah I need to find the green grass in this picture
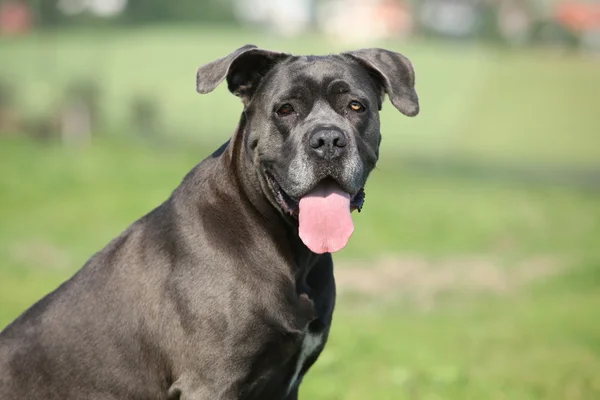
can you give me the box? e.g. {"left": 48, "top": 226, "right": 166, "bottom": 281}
{"left": 307, "top": 272, "right": 600, "bottom": 400}
{"left": 1, "top": 26, "right": 600, "bottom": 399}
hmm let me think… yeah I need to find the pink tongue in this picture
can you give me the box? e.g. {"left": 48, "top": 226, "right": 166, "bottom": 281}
{"left": 298, "top": 181, "right": 354, "bottom": 254}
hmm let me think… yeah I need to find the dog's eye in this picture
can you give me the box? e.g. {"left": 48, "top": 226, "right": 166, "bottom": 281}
{"left": 349, "top": 100, "right": 365, "bottom": 112}
{"left": 277, "top": 103, "right": 294, "bottom": 116}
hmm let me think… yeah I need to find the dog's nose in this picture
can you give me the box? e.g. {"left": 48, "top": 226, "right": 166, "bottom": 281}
{"left": 309, "top": 130, "right": 347, "bottom": 159}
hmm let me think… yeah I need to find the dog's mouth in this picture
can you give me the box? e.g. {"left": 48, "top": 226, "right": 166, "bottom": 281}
{"left": 265, "top": 171, "right": 365, "bottom": 254}
{"left": 264, "top": 171, "right": 365, "bottom": 217}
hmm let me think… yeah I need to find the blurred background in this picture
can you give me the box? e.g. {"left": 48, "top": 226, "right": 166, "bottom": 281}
{"left": 1, "top": 0, "right": 599, "bottom": 398}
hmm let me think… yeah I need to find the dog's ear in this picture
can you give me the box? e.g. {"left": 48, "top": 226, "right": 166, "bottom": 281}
{"left": 343, "top": 48, "right": 419, "bottom": 117}
{"left": 196, "top": 44, "right": 290, "bottom": 101}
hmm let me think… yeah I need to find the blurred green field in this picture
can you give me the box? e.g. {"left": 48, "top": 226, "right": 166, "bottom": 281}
{"left": 1, "top": 27, "right": 600, "bottom": 399}
{"left": 1, "top": 26, "right": 600, "bottom": 164}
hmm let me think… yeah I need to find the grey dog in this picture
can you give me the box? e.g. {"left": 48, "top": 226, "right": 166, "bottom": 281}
{"left": 0, "top": 44, "right": 419, "bottom": 399}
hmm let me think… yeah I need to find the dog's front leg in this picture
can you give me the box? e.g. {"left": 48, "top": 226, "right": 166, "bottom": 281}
{"left": 168, "top": 378, "right": 240, "bottom": 400}
{"left": 284, "top": 388, "right": 299, "bottom": 400}
{"left": 170, "top": 388, "right": 239, "bottom": 400}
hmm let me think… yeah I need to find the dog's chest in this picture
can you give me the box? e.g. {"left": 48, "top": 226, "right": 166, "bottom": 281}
{"left": 286, "top": 329, "right": 324, "bottom": 394}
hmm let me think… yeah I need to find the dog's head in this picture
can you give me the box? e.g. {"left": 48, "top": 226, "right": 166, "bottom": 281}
{"left": 197, "top": 45, "right": 419, "bottom": 254}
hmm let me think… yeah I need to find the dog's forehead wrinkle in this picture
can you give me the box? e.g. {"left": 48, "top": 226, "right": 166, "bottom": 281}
{"left": 276, "top": 58, "right": 358, "bottom": 87}
{"left": 266, "top": 69, "right": 373, "bottom": 109}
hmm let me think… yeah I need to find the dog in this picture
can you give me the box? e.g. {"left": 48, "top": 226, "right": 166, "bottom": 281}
{"left": 0, "top": 44, "right": 419, "bottom": 399}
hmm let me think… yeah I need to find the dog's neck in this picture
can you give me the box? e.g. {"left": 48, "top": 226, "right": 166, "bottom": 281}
{"left": 214, "top": 113, "right": 322, "bottom": 275}
{"left": 220, "top": 113, "right": 277, "bottom": 223}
